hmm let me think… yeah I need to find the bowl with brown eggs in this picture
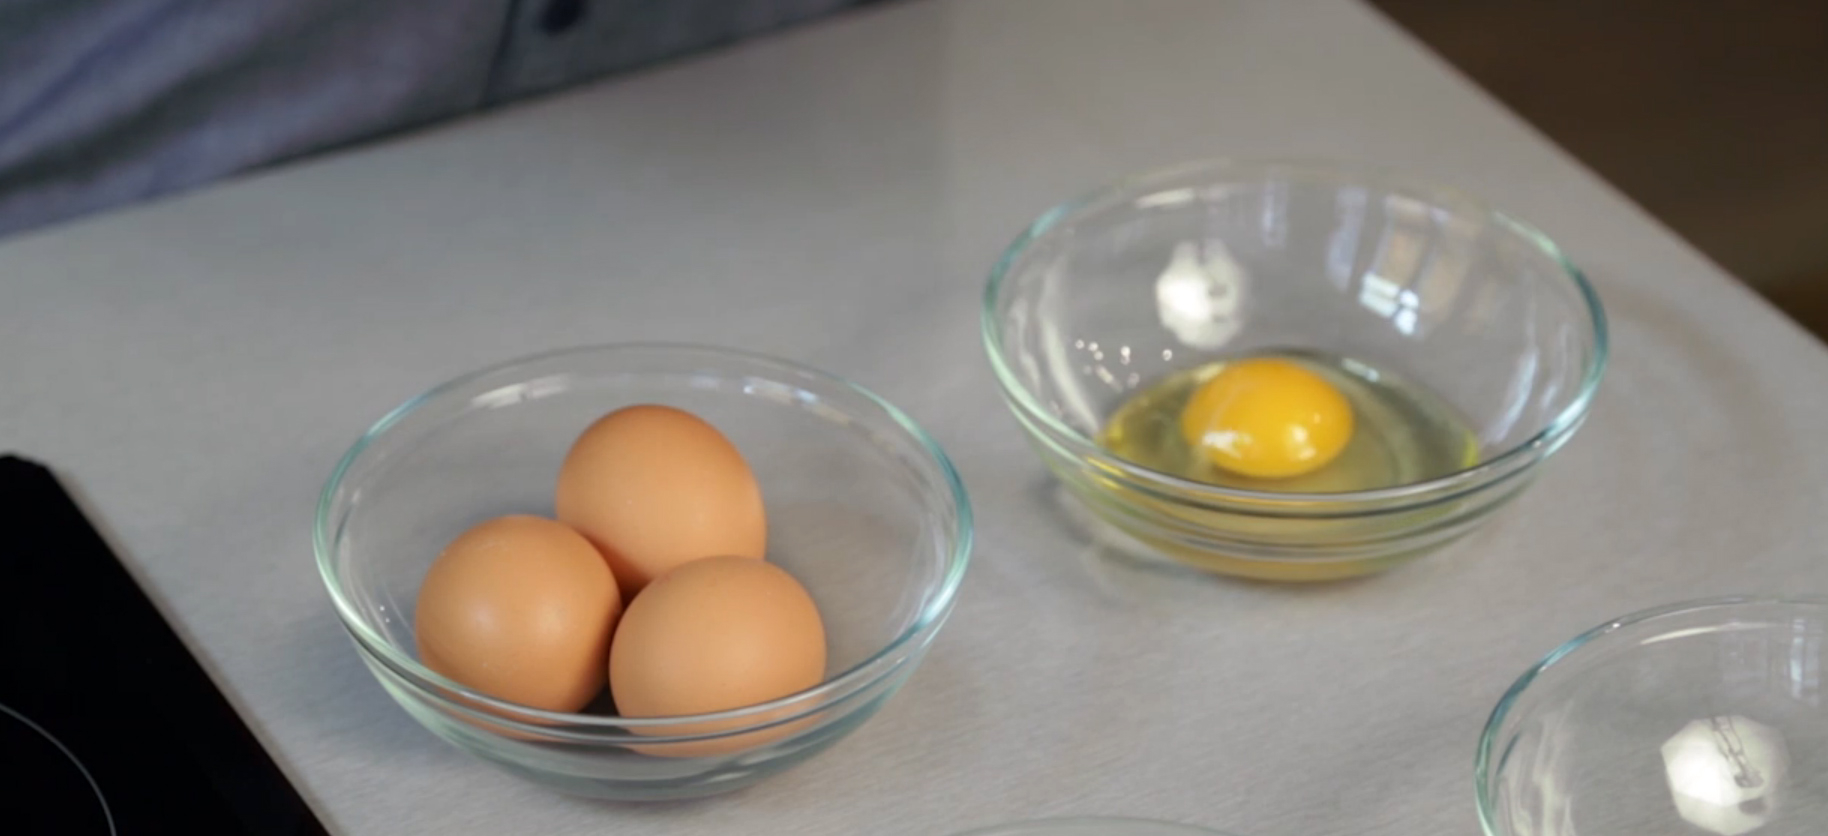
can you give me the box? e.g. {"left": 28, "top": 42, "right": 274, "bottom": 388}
{"left": 314, "top": 343, "right": 972, "bottom": 799}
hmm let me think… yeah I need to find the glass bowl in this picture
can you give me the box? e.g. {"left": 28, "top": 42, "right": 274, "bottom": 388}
{"left": 1479, "top": 597, "right": 1828, "bottom": 836}
{"left": 982, "top": 158, "right": 1607, "bottom": 581}
{"left": 314, "top": 344, "right": 972, "bottom": 800}
{"left": 951, "top": 818, "right": 1237, "bottom": 836}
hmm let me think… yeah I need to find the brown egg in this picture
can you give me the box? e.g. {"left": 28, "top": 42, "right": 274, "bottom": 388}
{"left": 611, "top": 556, "right": 826, "bottom": 755}
{"left": 555, "top": 405, "right": 767, "bottom": 597}
{"left": 414, "top": 515, "right": 622, "bottom": 713}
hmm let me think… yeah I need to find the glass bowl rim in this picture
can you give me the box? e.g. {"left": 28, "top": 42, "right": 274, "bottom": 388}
{"left": 981, "top": 156, "right": 1610, "bottom": 506}
{"left": 1472, "top": 594, "right": 1828, "bottom": 836}
{"left": 313, "top": 341, "right": 974, "bottom": 734}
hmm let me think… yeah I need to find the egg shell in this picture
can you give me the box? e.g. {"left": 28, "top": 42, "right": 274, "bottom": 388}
{"left": 610, "top": 556, "right": 826, "bottom": 755}
{"left": 556, "top": 405, "right": 767, "bottom": 597}
{"left": 414, "top": 515, "right": 622, "bottom": 713}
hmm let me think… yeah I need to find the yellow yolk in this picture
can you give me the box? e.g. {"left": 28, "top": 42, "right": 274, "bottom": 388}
{"left": 1178, "top": 358, "right": 1354, "bottom": 479}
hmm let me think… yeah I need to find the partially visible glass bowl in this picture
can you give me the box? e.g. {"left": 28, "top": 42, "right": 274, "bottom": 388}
{"left": 983, "top": 158, "right": 1607, "bottom": 581}
{"left": 315, "top": 344, "right": 971, "bottom": 800}
{"left": 951, "top": 817, "right": 1237, "bottom": 836}
{"left": 1479, "top": 597, "right": 1828, "bottom": 836}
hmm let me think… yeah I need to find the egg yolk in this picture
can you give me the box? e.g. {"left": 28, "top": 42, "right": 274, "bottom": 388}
{"left": 1178, "top": 358, "right": 1354, "bottom": 479}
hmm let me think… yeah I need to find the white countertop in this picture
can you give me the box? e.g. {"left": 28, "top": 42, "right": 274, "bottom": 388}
{"left": 4, "top": 1, "right": 1826, "bottom": 834}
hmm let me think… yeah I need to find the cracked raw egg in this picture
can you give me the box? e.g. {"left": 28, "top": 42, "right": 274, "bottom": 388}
{"left": 1178, "top": 357, "right": 1354, "bottom": 479}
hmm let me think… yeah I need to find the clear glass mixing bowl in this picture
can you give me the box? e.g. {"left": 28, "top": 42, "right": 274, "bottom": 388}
{"left": 983, "top": 158, "right": 1607, "bottom": 581}
{"left": 1479, "top": 597, "right": 1828, "bottom": 836}
{"left": 314, "top": 344, "right": 971, "bottom": 799}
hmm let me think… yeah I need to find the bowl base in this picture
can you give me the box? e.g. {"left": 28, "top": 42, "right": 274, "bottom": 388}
{"left": 1051, "top": 482, "right": 1449, "bottom": 583}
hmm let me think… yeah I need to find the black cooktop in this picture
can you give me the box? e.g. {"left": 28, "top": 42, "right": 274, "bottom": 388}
{"left": 0, "top": 455, "right": 330, "bottom": 835}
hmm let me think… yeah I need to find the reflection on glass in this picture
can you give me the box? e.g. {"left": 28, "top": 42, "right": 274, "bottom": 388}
{"left": 1661, "top": 715, "right": 1789, "bottom": 836}
{"left": 1259, "top": 180, "right": 1289, "bottom": 248}
{"left": 1042, "top": 316, "right": 1101, "bottom": 429}
{"left": 1360, "top": 193, "right": 1484, "bottom": 336}
{"left": 1134, "top": 187, "right": 1196, "bottom": 210}
{"left": 1357, "top": 274, "right": 1420, "bottom": 335}
{"left": 1356, "top": 195, "right": 1436, "bottom": 336}
{"left": 1483, "top": 350, "right": 1535, "bottom": 446}
{"left": 1415, "top": 213, "right": 1474, "bottom": 321}
{"left": 1069, "top": 335, "right": 1145, "bottom": 395}
{"left": 470, "top": 375, "right": 574, "bottom": 409}
{"left": 1721, "top": 630, "right": 1774, "bottom": 695}
{"left": 1155, "top": 240, "right": 1244, "bottom": 350}
{"left": 1515, "top": 705, "right": 1579, "bottom": 836}
{"left": 1326, "top": 187, "right": 1368, "bottom": 289}
{"left": 1788, "top": 628, "right": 1822, "bottom": 707}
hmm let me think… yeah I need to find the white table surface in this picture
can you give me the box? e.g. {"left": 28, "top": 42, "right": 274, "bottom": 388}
{"left": 5, "top": 1, "right": 1827, "bottom": 834}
